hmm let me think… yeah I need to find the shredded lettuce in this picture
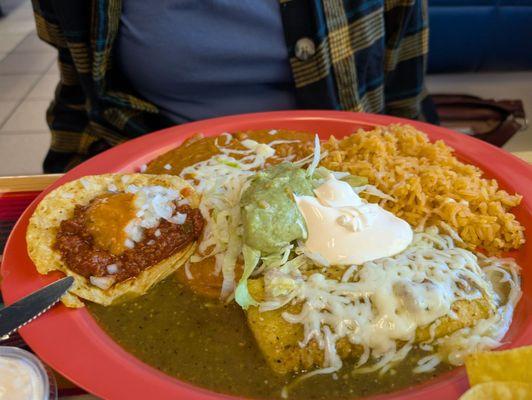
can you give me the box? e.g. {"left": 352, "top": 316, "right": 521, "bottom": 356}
{"left": 235, "top": 245, "right": 261, "bottom": 309}
{"left": 220, "top": 220, "right": 242, "bottom": 299}
{"left": 341, "top": 174, "right": 368, "bottom": 187}
{"left": 278, "top": 253, "right": 308, "bottom": 273}
{"left": 218, "top": 158, "right": 240, "bottom": 168}
{"left": 306, "top": 135, "right": 321, "bottom": 177}
{"left": 353, "top": 184, "right": 396, "bottom": 202}
{"left": 312, "top": 166, "right": 367, "bottom": 188}
{"left": 259, "top": 254, "right": 308, "bottom": 312}
{"left": 261, "top": 244, "right": 293, "bottom": 271}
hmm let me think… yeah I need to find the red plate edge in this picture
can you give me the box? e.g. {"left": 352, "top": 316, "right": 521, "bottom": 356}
{"left": 1, "top": 110, "right": 531, "bottom": 400}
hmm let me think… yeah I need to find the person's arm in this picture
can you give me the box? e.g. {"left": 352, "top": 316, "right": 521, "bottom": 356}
{"left": 32, "top": 0, "right": 104, "bottom": 172}
{"left": 383, "top": 0, "right": 429, "bottom": 119}
{"left": 32, "top": 0, "right": 170, "bottom": 173}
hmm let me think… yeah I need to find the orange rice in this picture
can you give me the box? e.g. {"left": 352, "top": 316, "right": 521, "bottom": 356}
{"left": 319, "top": 124, "right": 525, "bottom": 254}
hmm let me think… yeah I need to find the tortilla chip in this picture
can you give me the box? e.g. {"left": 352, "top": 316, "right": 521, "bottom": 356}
{"left": 459, "top": 381, "right": 532, "bottom": 400}
{"left": 26, "top": 174, "right": 199, "bottom": 307}
{"left": 465, "top": 346, "right": 532, "bottom": 386}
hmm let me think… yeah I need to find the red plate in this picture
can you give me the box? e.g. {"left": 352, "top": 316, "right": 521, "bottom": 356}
{"left": 2, "top": 111, "right": 531, "bottom": 400}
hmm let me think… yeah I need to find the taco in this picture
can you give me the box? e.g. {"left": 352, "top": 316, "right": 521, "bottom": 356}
{"left": 27, "top": 174, "right": 204, "bottom": 307}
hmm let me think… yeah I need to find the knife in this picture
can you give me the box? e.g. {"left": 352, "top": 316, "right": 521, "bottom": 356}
{"left": 0, "top": 276, "right": 74, "bottom": 340}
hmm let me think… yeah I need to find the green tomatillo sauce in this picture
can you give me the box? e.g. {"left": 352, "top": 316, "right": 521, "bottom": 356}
{"left": 88, "top": 276, "right": 453, "bottom": 400}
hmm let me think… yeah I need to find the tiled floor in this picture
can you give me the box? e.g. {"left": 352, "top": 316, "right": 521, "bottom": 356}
{"left": 0, "top": 1, "right": 55, "bottom": 176}
{"left": 0, "top": 0, "right": 531, "bottom": 177}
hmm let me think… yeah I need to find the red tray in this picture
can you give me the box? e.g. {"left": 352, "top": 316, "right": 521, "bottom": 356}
{"left": 1, "top": 111, "right": 531, "bottom": 400}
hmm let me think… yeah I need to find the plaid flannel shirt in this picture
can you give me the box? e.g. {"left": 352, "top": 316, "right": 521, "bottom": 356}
{"left": 32, "top": 0, "right": 428, "bottom": 173}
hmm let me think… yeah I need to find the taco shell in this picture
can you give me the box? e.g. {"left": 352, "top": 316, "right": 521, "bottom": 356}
{"left": 26, "top": 174, "right": 200, "bottom": 308}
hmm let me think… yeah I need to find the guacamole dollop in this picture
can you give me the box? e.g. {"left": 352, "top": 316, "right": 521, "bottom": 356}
{"left": 241, "top": 163, "right": 313, "bottom": 253}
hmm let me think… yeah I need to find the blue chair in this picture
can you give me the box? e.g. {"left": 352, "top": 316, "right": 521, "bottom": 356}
{"left": 428, "top": 0, "right": 532, "bottom": 72}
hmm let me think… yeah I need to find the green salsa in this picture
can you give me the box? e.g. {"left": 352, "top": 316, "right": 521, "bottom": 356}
{"left": 88, "top": 276, "right": 453, "bottom": 399}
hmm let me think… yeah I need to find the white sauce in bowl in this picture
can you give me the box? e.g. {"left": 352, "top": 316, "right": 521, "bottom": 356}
{"left": 0, "top": 347, "right": 47, "bottom": 400}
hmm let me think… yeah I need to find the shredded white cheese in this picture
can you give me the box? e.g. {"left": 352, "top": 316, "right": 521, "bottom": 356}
{"left": 264, "top": 227, "right": 521, "bottom": 378}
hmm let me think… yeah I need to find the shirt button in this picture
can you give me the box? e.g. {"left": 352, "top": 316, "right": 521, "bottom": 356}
{"left": 295, "top": 37, "right": 316, "bottom": 61}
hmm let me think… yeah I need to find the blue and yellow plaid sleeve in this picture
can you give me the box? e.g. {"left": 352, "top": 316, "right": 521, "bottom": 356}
{"left": 281, "top": 0, "right": 428, "bottom": 118}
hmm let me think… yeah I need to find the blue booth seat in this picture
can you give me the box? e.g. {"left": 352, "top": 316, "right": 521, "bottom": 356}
{"left": 428, "top": 0, "right": 532, "bottom": 72}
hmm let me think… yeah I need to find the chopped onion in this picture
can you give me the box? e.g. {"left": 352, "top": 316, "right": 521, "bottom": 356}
{"left": 123, "top": 185, "right": 186, "bottom": 246}
{"left": 106, "top": 264, "right": 118, "bottom": 274}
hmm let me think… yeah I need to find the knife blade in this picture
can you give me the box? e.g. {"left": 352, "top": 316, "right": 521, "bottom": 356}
{"left": 0, "top": 276, "right": 74, "bottom": 340}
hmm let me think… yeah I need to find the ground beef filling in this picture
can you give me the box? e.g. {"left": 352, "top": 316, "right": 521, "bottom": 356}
{"left": 54, "top": 203, "right": 204, "bottom": 283}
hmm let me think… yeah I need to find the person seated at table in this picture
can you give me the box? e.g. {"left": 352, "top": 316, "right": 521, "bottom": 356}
{"left": 32, "top": 0, "right": 430, "bottom": 173}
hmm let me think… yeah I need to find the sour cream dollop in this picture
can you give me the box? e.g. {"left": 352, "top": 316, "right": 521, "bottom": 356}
{"left": 295, "top": 175, "right": 413, "bottom": 265}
